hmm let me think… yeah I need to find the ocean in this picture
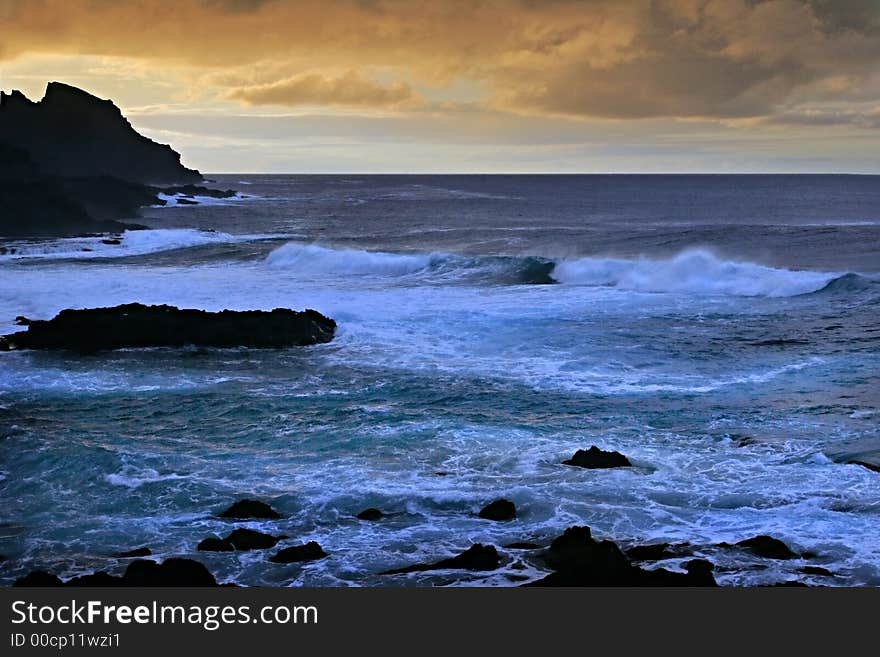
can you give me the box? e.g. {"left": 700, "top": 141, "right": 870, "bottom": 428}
{"left": 1, "top": 174, "right": 878, "bottom": 586}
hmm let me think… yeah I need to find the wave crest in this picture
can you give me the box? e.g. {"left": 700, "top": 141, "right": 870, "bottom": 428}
{"left": 551, "top": 249, "right": 839, "bottom": 297}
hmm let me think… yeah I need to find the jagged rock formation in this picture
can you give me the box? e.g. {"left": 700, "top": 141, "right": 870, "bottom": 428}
{"left": 0, "top": 82, "right": 225, "bottom": 238}
{"left": 0, "top": 82, "right": 201, "bottom": 184}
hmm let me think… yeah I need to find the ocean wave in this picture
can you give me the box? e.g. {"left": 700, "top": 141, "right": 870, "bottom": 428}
{"left": 551, "top": 249, "right": 840, "bottom": 297}
{"left": 265, "top": 242, "right": 555, "bottom": 284}
{"left": 0, "top": 229, "right": 281, "bottom": 262}
{"left": 266, "top": 243, "right": 855, "bottom": 296}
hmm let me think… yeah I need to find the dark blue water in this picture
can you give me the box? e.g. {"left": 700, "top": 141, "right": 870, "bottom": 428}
{"left": 1, "top": 175, "right": 879, "bottom": 586}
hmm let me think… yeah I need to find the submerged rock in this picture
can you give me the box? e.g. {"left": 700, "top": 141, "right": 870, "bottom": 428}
{"left": 13, "top": 570, "right": 63, "bottom": 587}
{"left": 733, "top": 536, "right": 798, "bottom": 560}
{"left": 0, "top": 304, "right": 336, "bottom": 352}
{"left": 562, "top": 446, "right": 632, "bottom": 469}
{"left": 382, "top": 544, "right": 501, "bottom": 575}
{"left": 114, "top": 547, "right": 152, "bottom": 558}
{"left": 219, "top": 499, "right": 282, "bottom": 520}
{"left": 799, "top": 566, "right": 834, "bottom": 577}
{"left": 197, "top": 537, "right": 235, "bottom": 552}
{"left": 478, "top": 499, "right": 517, "bottom": 521}
{"left": 356, "top": 508, "right": 385, "bottom": 521}
{"left": 269, "top": 542, "right": 328, "bottom": 564}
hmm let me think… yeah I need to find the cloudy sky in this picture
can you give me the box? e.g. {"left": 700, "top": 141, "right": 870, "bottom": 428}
{"left": 2, "top": 0, "right": 879, "bottom": 172}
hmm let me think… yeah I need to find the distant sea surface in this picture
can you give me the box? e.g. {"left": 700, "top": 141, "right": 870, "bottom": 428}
{"left": 1, "top": 174, "right": 879, "bottom": 586}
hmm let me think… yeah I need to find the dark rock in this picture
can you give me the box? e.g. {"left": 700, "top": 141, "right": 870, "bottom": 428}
{"left": 626, "top": 543, "right": 674, "bottom": 561}
{"left": 562, "top": 446, "right": 632, "bottom": 469}
{"left": 66, "top": 571, "right": 123, "bottom": 587}
{"left": 382, "top": 544, "right": 501, "bottom": 575}
{"left": 101, "top": 238, "right": 122, "bottom": 245}
{"left": 0, "top": 83, "right": 201, "bottom": 184}
{"left": 799, "top": 566, "right": 834, "bottom": 577}
{"left": 356, "top": 508, "right": 385, "bottom": 521}
{"left": 225, "top": 528, "right": 282, "bottom": 551}
{"left": 525, "top": 526, "right": 716, "bottom": 587}
{"left": 13, "top": 570, "right": 63, "bottom": 587}
{"left": 504, "top": 542, "right": 542, "bottom": 550}
{"left": 164, "top": 185, "right": 237, "bottom": 199}
{"left": 114, "top": 547, "right": 152, "bottom": 558}
{"left": 122, "top": 558, "right": 217, "bottom": 586}
{"left": 219, "top": 499, "right": 282, "bottom": 520}
{"left": 478, "top": 498, "right": 517, "bottom": 521}
{"left": 734, "top": 536, "right": 797, "bottom": 560}
{"left": 176, "top": 198, "right": 198, "bottom": 205}
{"left": 0, "top": 304, "right": 336, "bottom": 352}
{"left": 269, "top": 542, "right": 328, "bottom": 564}
{"left": 0, "top": 83, "right": 204, "bottom": 238}
{"left": 849, "top": 460, "right": 880, "bottom": 473}
{"left": 198, "top": 537, "right": 235, "bottom": 552}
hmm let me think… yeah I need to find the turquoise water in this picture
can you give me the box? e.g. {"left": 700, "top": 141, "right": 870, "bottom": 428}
{"left": 1, "top": 175, "right": 879, "bottom": 586}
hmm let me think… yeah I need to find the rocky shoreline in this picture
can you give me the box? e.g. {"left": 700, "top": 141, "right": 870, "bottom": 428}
{"left": 9, "top": 447, "right": 844, "bottom": 588}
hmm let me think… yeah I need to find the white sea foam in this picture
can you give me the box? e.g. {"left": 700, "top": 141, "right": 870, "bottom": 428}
{"left": 0, "top": 229, "right": 279, "bottom": 262}
{"left": 153, "top": 192, "right": 251, "bottom": 207}
{"left": 265, "top": 242, "right": 435, "bottom": 276}
{"left": 552, "top": 248, "right": 837, "bottom": 297}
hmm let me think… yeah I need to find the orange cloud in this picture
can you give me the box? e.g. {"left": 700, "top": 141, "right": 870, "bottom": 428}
{"left": 226, "top": 70, "right": 419, "bottom": 108}
{"left": 1, "top": 0, "right": 879, "bottom": 121}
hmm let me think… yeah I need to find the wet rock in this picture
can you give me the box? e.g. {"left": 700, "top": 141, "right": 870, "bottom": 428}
{"left": 226, "top": 528, "right": 283, "bottom": 551}
{"left": 101, "top": 238, "right": 121, "bottom": 245}
{"left": 122, "top": 558, "right": 217, "bottom": 586}
{"left": 626, "top": 543, "right": 675, "bottom": 561}
{"left": 383, "top": 544, "right": 501, "bottom": 575}
{"left": 13, "top": 570, "right": 63, "bottom": 587}
{"left": 733, "top": 536, "right": 797, "bottom": 560}
{"left": 197, "top": 537, "right": 235, "bottom": 552}
{"left": 269, "top": 542, "right": 328, "bottom": 564}
{"left": 356, "top": 508, "right": 384, "bottom": 521}
{"left": 525, "top": 526, "right": 716, "bottom": 587}
{"left": 478, "top": 499, "right": 516, "bottom": 521}
{"left": 114, "top": 547, "right": 151, "bottom": 558}
{"left": 562, "top": 446, "right": 632, "bottom": 469}
{"left": 799, "top": 566, "right": 834, "bottom": 577}
{"left": 219, "top": 499, "right": 281, "bottom": 520}
{"left": 66, "top": 571, "right": 123, "bottom": 587}
{"left": 0, "top": 304, "right": 336, "bottom": 352}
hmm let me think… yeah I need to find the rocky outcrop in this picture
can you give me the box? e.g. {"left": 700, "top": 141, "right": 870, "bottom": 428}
{"left": 0, "top": 82, "right": 242, "bottom": 237}
{"left": 269, "top": 542, "right": 328, "bottom": 564}
{"left": 218, "top": 499, "right": 283, "bottom": 520}
{"left": 0, "top": 304, "right": 336, "bottom": 352}
{"left": 478, "top": 499, "right": 517, "bottom": 521}
{"left": 731, "top": 536, "right": 798, "bottom": 559}
{"left": 356, "top": 508, "right": 385, "bottom": 521}
{"left": 525, "top": 526, "right": 716, "bottom": 587}
{"left": 562, "top": 446, "right": 632, "bottom": 469}
{"left": 382, "top": 544, "right": 501, "bottom": 575}
{"left": 198, "top": 529, "right": 284, "bottom": 552}
{"left": 0, "top": 83, "right": 200, "bottom": 184}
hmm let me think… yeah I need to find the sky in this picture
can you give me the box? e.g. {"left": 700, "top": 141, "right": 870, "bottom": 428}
{"left": 2, "top": 0, "right": 880, "bottom": 173}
